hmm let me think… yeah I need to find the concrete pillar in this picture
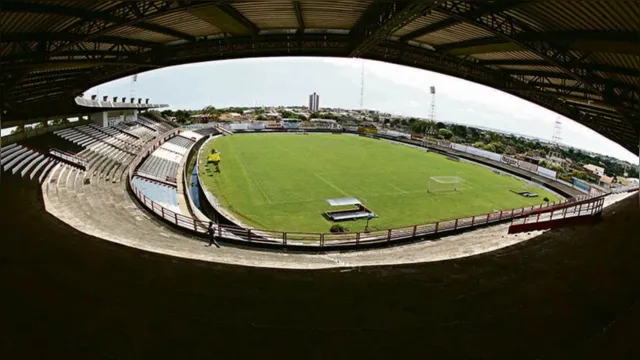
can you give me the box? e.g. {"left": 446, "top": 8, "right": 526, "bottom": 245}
{"left": 91, "top": 112, "right": 108, "bottom": 127}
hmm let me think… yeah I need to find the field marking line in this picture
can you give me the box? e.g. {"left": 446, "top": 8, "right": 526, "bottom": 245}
{"left": 313, "top": 173, "right": 349, "bottom": 197}
{"left": 230, "top": 144, "right": 272, "bottom": 204}
{"left": 387, "top": 183, "right": 408, "bottom": 194}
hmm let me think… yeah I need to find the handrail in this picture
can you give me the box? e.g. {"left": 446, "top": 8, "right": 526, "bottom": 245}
{"left": 126, "top": 131, "right": 622, "bottom": 249}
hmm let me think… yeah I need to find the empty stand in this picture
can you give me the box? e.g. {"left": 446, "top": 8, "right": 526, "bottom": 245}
{"left": 167, "top": 135, "right": 196, "bottom": 149}
{"left": 132, "top": 176, "right": 179, "bottom": 208}
{"left": 0, "top": 145, "right": 58, "bottom": 182}
{"left": 137, "top": 155, "right": 179, "bottom": 184}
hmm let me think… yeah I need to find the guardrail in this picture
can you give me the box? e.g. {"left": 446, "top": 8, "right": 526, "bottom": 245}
{"left": 508, "top": 196, "right": 605, "bottom": 234}
{"left": 127, "top": 133, "right": 615, "bottom": 249}
{"left": 49, "top": 148, "right": 87, "bottom": 170}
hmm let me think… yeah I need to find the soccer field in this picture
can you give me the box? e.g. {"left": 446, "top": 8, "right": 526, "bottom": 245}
{"left": 198, "top": 133, "right": 561, "bottom": 233}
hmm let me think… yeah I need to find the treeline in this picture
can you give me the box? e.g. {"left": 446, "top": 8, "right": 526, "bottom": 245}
{"left": 405, "top": 119, "right": 638, "bottom": 178}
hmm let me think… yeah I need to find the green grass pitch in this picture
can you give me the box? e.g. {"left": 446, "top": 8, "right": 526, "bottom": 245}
{"left": 198, "top": 133, "right": 561, "bottom": 233}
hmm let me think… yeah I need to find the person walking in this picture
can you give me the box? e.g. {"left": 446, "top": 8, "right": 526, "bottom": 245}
{"left": 206, "top": 221, "right": 220, "bottom": 248}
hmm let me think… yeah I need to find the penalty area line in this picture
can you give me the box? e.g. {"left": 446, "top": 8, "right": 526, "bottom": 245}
{"left": 314, "top": 173, "right": 349, "bottom": 197}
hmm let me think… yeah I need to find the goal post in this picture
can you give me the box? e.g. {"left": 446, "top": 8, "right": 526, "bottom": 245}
{"left": 428, "top": 176, "right": 465, "bottom": 193}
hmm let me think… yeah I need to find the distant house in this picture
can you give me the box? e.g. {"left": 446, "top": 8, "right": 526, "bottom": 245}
{"left": 584, "top": 164, "right": 605, "bottom": 177}
{"left": 546, "top": 155, "right": 568, "bottom": 167}
{"left": 599, "top": 175, "right": 614, "bottom": 188}
{"left": 218, "top": 113, "right": 245, "bottom": 121}
{"left": 189, "top": 114, "right": 213, "bottom": 123}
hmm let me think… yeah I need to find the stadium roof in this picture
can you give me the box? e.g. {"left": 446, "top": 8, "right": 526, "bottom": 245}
{"left": 1, "top": 0, "right": 638, "bottom": 152}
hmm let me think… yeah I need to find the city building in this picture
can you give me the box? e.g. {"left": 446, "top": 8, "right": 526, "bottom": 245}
{"left": 308, "top": 92, "right": 320, "bottom": 112}
{"left": 583, "top": 164, "right": 605, "bottom": 177}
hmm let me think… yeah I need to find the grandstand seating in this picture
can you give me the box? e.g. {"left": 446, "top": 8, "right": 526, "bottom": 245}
{"left": 137, "top": 155, "right": 179, "bottom": 183}
{"left": 167, "top": 135, "right": 196, "bottom": 149}
{"left": 132, "top": 176, "right": 179, "bottom": 208}
{"left": 138, "top": 115, "right": 175, "bottom": 133}
{"left": 194, "top": 127, "right": 217, "bottom": 136}
{"left": 1, "top": 144, "right": 59, "bottom": 182}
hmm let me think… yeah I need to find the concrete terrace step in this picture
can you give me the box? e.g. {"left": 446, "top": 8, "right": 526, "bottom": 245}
{"left": 28, "top": 156, "right": 49, "bottom": 179}
{"left": 12, "top": 151, "right": 40, "bottom": 175}
{"left": 3, "top": 149, "right": 33, "bottom": 172}
{"left": 1, "top": 147, "right": 28, "bottom": 166}
{"left": 1, "top": 143, "right": 19, "bottom": 155}
{"left": 38, "top": 160, "right": 57, "bottom": 183}
{"left": 21, "top": 154, "right": 45, "bottom": 178}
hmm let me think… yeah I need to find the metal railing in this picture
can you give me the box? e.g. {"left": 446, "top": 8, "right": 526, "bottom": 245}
{"left": 127, "top": 132, "right": 615, "bottom": 249}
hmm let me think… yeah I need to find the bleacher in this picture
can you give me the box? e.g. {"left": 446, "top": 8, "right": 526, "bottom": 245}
{"left": 167, "top": 135, "right": 196, "bottom": 148}
{"left": 136, "top": 155, "right": 179, "bottom": 184}
{"left": 194, "top": 127, "right": 218, "bottom": 136}
{"left": 126, "top": 124, "right": 157, "bottom": 140}
{"left": 1, "top": 144, "right": 58, "bottom": 182}
{"left": 54, "top": 124, "right": 141, "bottom": 152}
{"left": 138, "top": 115, "right": 176, "bottom": 133}
{"left": 131, "top": 176, "right": 179, "bottom": 210}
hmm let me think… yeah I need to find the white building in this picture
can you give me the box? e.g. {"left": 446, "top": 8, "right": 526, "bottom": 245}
{"left": 308, "top": 92, "right": 320, "bottom": 112}
{"left": 583, "top": 164, "right": 605, "bottom": 177}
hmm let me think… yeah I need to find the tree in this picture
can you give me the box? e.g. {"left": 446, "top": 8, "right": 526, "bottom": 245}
{"left": 450, "top": 124, "right": 468, "bottom": 138}
{"left": 483, "top": 141, "right": 503, "bottom": 153}
{"left": 436, "top": 121, "right": 446, "bottom": 129}
{"left": 50, "top": 118, "right": 69, "bottom": 126}
{"left": 281, "top": 110, "right": 295, "bottom": 118}
{"left": 438, "top": 128, "right": 453, "bottom": 140}
{"left": 482, "top": 143, "right": 497, "bottom": 152}
{"left": 10, "top": 126, "right": 24, "bottom": 135}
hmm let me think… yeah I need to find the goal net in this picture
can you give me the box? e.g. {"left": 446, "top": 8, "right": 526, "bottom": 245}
{"left": 428, "top": 176, "right": 465, "bottom": 193}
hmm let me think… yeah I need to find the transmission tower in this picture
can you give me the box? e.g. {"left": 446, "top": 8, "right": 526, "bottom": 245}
{"left": 550, "top": 117, "right": 563, "bottom": 159}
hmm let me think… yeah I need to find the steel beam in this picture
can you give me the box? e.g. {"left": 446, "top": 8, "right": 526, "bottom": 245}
{"left": 2, "top": 60, "right": 160, "bottom": 72}
{"left": 436, "top": 31, "right": 639, "bottom": 55}
{"left": 435, "top": 1, "right": 637, "bottom": 120}
{"left": 1, "top": 32, "right": 160, "bottom": 49}
{"left": 2, "top": 1, "right": 197, "bottom": 43}
{"left": 478, "top": 60, "right": 639, "bottom": 78}
{"left": 398, "top": 1, "right": 533, "bottom": 42}
{"left": 349, "top": 1, "right": 439, "bottom": 57}
{"left": 217, "top": 4, "right": 260, "bottom": 36}
{"left": 292, "top": 1, "right": 305, "bottom": 34}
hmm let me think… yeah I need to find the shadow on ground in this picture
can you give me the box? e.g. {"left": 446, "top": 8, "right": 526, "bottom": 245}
{"left": 1, "top": 175, "right": 638, "bottom": 359}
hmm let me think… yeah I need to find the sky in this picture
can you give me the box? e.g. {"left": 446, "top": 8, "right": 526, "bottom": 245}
{"left": 83, "top": 57, "right": 638, "bottom": 164}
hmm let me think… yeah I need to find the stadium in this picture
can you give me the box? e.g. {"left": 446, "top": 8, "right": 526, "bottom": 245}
{"left": 2, "top": 1, "right": 639, "bottom": 358}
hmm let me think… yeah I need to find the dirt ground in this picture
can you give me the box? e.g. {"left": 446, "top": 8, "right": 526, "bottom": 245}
{"left": 1, "top": 175, "right": 638, "bottom": 359}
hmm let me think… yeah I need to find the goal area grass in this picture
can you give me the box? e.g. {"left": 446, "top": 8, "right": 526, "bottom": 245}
{"left": 198, "top": 133, "right": 561, "bottom": 233}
